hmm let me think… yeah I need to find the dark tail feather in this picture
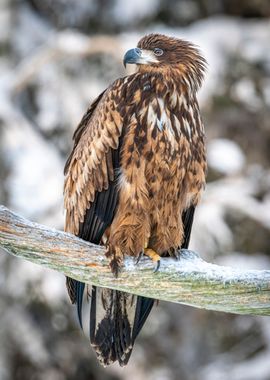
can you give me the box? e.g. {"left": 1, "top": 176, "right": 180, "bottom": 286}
{"left": 66, "top": 277, "right": 85, "bottom": 329}
{"left": 75, "top": 281, "right": 85, "bottom": 328}
{"left": 90, "top": 286, "right": 154, "bottom": 366}
{"left": 66, "top": 277, "right": 153, "bottom": 366}
{"left": 132, "top": 296, "right": 154, "bottom": 341}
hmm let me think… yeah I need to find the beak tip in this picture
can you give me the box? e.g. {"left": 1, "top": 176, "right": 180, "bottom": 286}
{"left": 123, "top": 48, "right": 141, "bottom": 68}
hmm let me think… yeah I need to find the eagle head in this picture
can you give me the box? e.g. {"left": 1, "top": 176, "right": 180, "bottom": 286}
{"left": 123, "top": 33, "right": 207, "bottom": 90}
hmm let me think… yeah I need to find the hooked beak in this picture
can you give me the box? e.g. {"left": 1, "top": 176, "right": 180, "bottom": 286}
{"left": 123, "top": 48, "right": 159, "bottom": 68}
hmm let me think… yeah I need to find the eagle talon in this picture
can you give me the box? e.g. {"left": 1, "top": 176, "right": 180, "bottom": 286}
{"left": 144, "top": 248, "right": 161, "bottom": 272}
{"left": 135, "top": 251, "right": 143, "bottom": 265}
{"left": 153, "top": 259, "right": 161, "bottom": 273}
{"left": 177, "top": 247, "right": 182, "bottom": 260}
{"left": 175, "top": 249, "right": 181, "bottom": 260}
{"left": 168, "top": 247, "right": 179, "bottom": 259}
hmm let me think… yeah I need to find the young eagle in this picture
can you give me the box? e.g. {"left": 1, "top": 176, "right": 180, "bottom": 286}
{"left": 64, "top": 33, "right": 207, "bottom": 366}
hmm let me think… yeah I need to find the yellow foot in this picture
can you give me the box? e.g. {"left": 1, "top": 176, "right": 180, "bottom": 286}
{"left": 144, "top": 248, "right": 161, "bottom": 272}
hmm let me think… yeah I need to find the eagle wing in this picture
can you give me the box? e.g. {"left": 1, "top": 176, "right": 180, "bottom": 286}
{"left": 64, "top": 80, "right": 123, "bottom": 318}
{"left": 64, "top": 83, "right": 123, "bottom": 237}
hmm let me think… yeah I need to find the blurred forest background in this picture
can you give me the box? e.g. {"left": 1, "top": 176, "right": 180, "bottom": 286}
{"left": 0, "top": 0, "right": 270, "bottom": 379}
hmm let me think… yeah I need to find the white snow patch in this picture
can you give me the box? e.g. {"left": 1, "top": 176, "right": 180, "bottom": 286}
{"left": 40, "top": 271, "right": 66, "bottom": 304}
{"left": 201, "top": 351, "right": 270, "bottom": 380}
{"left": 207, "top": 139, "right": 246, "bottom": 175}
{"left": 205, "top": 176, "right": 270, "bottom": 229}
{"left": 191, "top": 200, "right": 233, "bottom": 258}
{"left": 11, "top": 4, "right": 52, "bottom": 57}
{"left": 56, "top": 30, "right": 91, "bottom": 54}
{"left": 112, "top": 0, "right": 160, "bottom": 24}
{"left": 3, "top": 118, "right": 64, "bottom": 222}
{"left": 191, "top": 171, "right": 270, "bottom": 259}
{"left": 232, "top": 78, "right": 262, "bottom": 110}
{"left": 217, "top": 252, "right": 270, "bottom": 271}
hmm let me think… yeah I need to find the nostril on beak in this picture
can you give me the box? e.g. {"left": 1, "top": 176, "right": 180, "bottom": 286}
{"left": 134, "top": 48, "right": 142, "bottom": 56}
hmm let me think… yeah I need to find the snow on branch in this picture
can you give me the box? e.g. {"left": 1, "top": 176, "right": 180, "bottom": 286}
{"left": 0, "top": 205, "right": 269, "bottom": 316}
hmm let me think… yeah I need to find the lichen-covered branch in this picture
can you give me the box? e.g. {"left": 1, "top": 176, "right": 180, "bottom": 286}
{"left": 0, "top": 205, "right": 269, "bottom": 316}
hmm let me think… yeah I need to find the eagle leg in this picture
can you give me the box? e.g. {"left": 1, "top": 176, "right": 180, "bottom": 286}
{"left": 144, "top": 248, "right": 161, "bottom": 272}
{"left": 107, "top": 246, "right": 124, "bottom": 277}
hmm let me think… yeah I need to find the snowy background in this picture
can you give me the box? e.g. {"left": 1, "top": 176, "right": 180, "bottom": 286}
{"left": 0, "top": 1, "right": 270, "bottom": 379}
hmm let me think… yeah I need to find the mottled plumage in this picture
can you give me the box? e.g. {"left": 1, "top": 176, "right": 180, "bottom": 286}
{"left": 64, "top": 33, "right": 207, "bottom": 366}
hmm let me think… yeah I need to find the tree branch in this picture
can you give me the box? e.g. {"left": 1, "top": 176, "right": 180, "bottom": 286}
{"left": 0, "top": 205, "right": 269, "bottom": 316}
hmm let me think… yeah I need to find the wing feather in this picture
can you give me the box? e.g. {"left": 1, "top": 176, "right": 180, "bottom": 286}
{"left": 64, "top": 80, "right": 125, "bottom": 311}
{"left": 182, "top": 205, "right": 195, "bottom": 248}
{"left": 64, "top": 81, "right": 124, "bottom": 236}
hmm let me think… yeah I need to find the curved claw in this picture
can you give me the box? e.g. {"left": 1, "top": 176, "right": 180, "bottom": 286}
{"left": 136, "top": 251, "right": 144, "bottom": 265}
{"left": 153, "top": 259, "right": 161, "bottom": 273}
{"left": 168, "top": 247, "right": 179, "bottom": 259}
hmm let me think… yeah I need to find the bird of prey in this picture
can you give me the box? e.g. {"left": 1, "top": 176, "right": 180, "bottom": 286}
{"left": 64, "top": 33, "right": 207, "bottom": 366}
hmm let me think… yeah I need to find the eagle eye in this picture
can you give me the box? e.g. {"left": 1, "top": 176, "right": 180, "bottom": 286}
{"left": 153, "top": 48, "right": 164, "bottom": 56}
